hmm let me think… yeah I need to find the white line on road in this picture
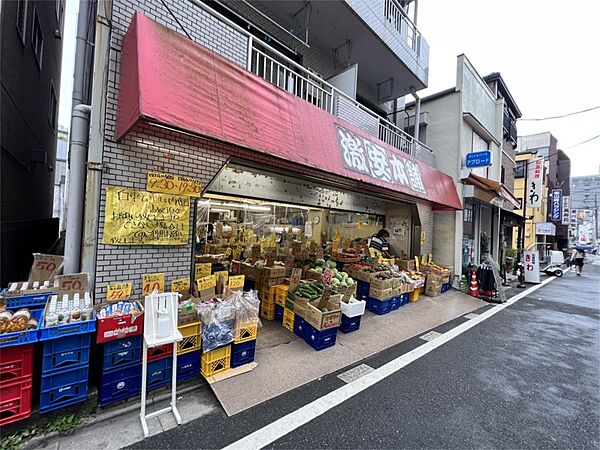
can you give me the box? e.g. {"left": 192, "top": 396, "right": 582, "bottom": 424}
{"left": 223, "top": 274, "right": 562, "bottom": 450}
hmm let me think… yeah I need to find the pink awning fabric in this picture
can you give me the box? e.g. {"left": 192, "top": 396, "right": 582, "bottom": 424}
{"left": 116, "top": 13, "right": 462, "bottom": 210}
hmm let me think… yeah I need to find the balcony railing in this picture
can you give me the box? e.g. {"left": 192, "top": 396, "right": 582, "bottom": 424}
{"left": 383, "top": 0, "right": 421, "bottom": 56}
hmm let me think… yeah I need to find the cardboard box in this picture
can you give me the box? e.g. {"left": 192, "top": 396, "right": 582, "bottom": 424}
{"left": 391, "top": 287, "right": 401, "bottom": 297}
{"left": 353, "top": 268, "right": 374, "bottom": 283}
{"left": 426, "top": 274, "right": 444, "bottom": 289}
{"left": 240, "top": 263, "right": 257, "bottom": 281}
{"left": 293, "top": 297, "right": 308, "bottom": 318}
{"left": 370, "top": 275, "right": 393, "bottom": 291}
{"left": 305, "top": 294, "right": 342, "bottom": 330}
{"left": 261, "top": 266, "right": 286, "bottom": 281}
{"left": 425, "top": 283, "right": 442, "bottom": 297}
{"left": 369, "top": 287, "right": 393, "bottom": 300}
{"left": 397, "top": 259, "right": 416, "bottom": 271}
{"left": 391, "top": 277, "right": 402, "bottom": 289}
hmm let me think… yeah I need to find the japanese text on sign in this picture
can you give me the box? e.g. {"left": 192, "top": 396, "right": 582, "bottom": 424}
{"left": 550, "top": 189, "right": 562, "bottom": 222}
{"left": 197, "top": 275, "right": 216, "bottom": 291}
{"left": 142, "top": 273, "right": 164, "bottom": 295}
{"left": 103, "top": 187, "right": 190, "bottom": 245}
{"left": 228, "top": 275, "right": 245, "bottom": 289}
{"left": 57, "top": 273, "right": 89, "bottom": 297}
{"left": 336, "top": 125, "right": 426, "bottom": 194}
{"left": 107, "top": 282, "right": 133, "bottom": 301}
{"left": 28, "top": 254, "right": 64, "bottom": 283}
{"left": 523, "top": 251, "right": 540, "bottom": 283}
{"left": 147, "top": 172, "right": 202, "bottom": 197}
{"left": 561, "top": 196, "right": 571, "bottom": 225}
{"left": 171, "top": 277, "right": 190, "bottom": 292}
{"left": 195, "top": 263, "right": 212, "bottom": 279}
{"left": 526, "top": 158, "right": 543, "bottom": 208}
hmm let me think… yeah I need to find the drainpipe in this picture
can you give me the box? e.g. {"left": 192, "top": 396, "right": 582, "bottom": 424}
{"left": 410, "top": 87, "right": 421, "bottom": 155}
{"left": 413, "top": 0, "right": 419, "bottom": 27}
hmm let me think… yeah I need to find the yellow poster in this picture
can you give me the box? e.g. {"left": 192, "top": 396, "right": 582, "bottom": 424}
{"left": 147, "top": 172, "right": 202, "bottom": 197}
{"left": 197, "top": 275, "right": 216, "bottom": 291}
{"left": 171, "top": 277, "right": 190, "bottom": 292}
{"left": 195, "top": 263, "right": 212, "bottom": 279}
{"left": 103, "top": 187, "right": 190, "bottom": 245}
{"left": 142, "top": 273, "right": 165, "bottom": 295}
{"left": 107, "top": 282, "right": 133, "bottom": 301}
{"left": 228, "top": 275, "right": 245, "bottom": 289}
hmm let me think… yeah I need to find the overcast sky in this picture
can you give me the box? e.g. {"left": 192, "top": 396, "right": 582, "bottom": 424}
{"left": 59, "top": 0, "right": 600, "bottom": 176}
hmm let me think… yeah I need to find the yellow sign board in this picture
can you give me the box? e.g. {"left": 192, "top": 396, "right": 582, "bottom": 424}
{"left": 228, "top": 275, "right": 245, "bottom": 289}
{"left": 147, "top": 172, "right": 202, "bottom": 197}
{"left": 197, "top": 275, "right": 216, "bottom": 291}
{"left": 171, "top": 277, "right": 190, "bottom": 292}
{"left": 103, "top": 187, "right": 190, "bottom": 246}
{"left": 195, "top": 263, "right": 212, "bottom": 279}
{"left": 368, "top": 247, "right": 376, "bottom": 258}
{"left": 142, "top": 273, "right": 165, "bottom": 295}
{"left": 214, "top": 270, "right": 229, "bottom": 286}
{"left": 107, "top": 282, "right": 133, "bottom": 301}
{"left": 420, "top": 231, "right": 426, "bottom": 245}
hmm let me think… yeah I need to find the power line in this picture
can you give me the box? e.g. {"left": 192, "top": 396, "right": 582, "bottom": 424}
{"left": 564, "top": 133, "right": 600, "bottom": 150}
{"left": 518, "top": 105, "right": 600, "bottom": 121}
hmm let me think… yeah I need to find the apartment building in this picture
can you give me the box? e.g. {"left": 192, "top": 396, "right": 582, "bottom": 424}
{"left": 570, "top": 174, "right": 600, "bottom": 246}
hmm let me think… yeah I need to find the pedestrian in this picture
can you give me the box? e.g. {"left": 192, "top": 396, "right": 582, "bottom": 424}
{"left": 571, "top": 247, "right": 586, "bottom": 276}
{"left": 369, "top": 228, "right": 391, "bottom": 258}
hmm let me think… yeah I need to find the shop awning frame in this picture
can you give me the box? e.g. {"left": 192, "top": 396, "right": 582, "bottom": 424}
{"left": 465, "top": 173, "right": 520, "bottom": 210}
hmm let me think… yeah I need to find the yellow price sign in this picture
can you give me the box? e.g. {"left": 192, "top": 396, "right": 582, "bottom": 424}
{"left": 142, "top": 273, "right": 165, "bottom": 295}
{"left": 414, "top": 256, "right": 420, "bottom": 272}
{"left": 107, "top": 282, "right": 132, "bottom": 301}
{"left": 147, "top": 172, "right": 202, "bottom": 197}
{"left": 214, "top": 270, "right": 229, "bottom": 286}
{"left": 195, "top": 263, "right": 212, "bottom": 279}
{"left": 171, "top": 277, "right": 190, "bottom": 292}
{"left": 368, "top": 247, "right": 376, "bottom": 258}
{"left": 228, "top": 275, "right": 245, "bottom": 289}
{"left": 197, "top": 275, "right": 216, "bottom": 291}
{"left": 428, "top": 254, "right": 433, "bottom": 264}
{"left": 420, "top": 231, "right": 426, "bottom": 245}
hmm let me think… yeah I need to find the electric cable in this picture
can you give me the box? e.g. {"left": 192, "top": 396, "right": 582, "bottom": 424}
{"left": 518, "top": 105, "right": 600, "bottom": 121}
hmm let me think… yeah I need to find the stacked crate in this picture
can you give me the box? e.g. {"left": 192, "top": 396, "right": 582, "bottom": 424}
{"left": 230, "top": 317, "right": 258, "bottom": 368}
{"left": 175, "top": 320, "right": 201, "bottom": 381}
{"left": 98, "top": 335, "right": 142, "bottom": 406}
{"left": 258, "top": 267, "right": 286, "bottom": 321}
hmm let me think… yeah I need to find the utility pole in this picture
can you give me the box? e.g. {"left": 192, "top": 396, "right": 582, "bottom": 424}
{"left": 595, "top": 193, "right": 599, "bottom": 245}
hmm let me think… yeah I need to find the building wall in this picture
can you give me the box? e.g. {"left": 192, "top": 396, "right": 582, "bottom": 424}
{"left": 502, "top": 139, "right": 515, "bottom": 191}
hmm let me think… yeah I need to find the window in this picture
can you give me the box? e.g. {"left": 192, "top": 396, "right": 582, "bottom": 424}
{"left": 515, "top": 160, "right": 526, "bottom": 178}
{"left": 31, "top": 6, "right": 43, "bottom": 69}
{"left": 501, "top": 166, "right": 506, "bottom": 184}
{"left": 16, "top": 0, "right": 28, "bottom": 44}
{"left": 49, "top": 82, "right": 58, "bottom": 132}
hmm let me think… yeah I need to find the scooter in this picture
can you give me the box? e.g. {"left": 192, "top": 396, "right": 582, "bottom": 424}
{"left": 541, "top": 250, "right": 565, "bottom": 277}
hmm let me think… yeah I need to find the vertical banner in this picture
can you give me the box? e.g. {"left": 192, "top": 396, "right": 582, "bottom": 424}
{"left": 523, "top": 251, "right": 540, "bottom": 284}
{"left": 550, "top": 189, "right": 562, "bottom": 222}
{"left": 561, "top": 196, "right": 571, "bottom": 225}
{"left": 526, "top": 158, "right": 543, "bottom": 208}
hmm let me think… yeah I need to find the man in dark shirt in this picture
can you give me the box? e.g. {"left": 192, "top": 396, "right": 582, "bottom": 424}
{"left": 369, "top": 229, "right": 391, "bottom": 257}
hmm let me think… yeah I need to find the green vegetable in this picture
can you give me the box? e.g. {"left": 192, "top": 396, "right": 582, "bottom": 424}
{"left": 322, "top": 307, "right": 329, "bottom": 312}
{"left": 315, "top": 267, "right": 323, "bottom": 274}
{"left": 328, "top": 261, "right": 337, "bottom": 269}
{"left": 316, "top": 258, "right": 326, "bottom": 266}
{"left": 346, "top": 277, "right": 354, "bottom": 285}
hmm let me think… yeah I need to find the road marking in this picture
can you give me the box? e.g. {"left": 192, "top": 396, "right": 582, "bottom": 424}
{"left": 223, "top": 273, "right": 562, "bottom": 450}
{"left": 337, "top": 364, "right": 374, "bottom": 384}
{"left": 463, "top": 313, "right": 479, "bottom": 320}
{"left": 419, "top": 331, "right": 442, "bottom": 341}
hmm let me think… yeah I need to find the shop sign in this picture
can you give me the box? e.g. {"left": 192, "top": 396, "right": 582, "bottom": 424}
{"left": 336, "top": 125, "right": 426, "bottom": 195}
{"left": 561, "top": 196, "right": 571, "bottom": 225}
{"left": 171, "top": 277, "right": 190, "bottom": 292}
{"left": 142, "top": 273, "right": 165, "bottom": 295}
{"left": 526, "top": 158, "right": 543, "bottom": 208}
{"left": 535, "top": 222, "right": 556, "bottom": 236}
{"left": 465, "top": 150, "right": 492, "bottom": 168}
{"left": 550, "top": 189, "right": 562, "bottom": 222}
{"left": 523, "top": 251, "right": 540, "bottom": 283}
{"left": 147, "top": 172, "right": 202, "bottom": 197}
{"left": 57, "top": 273, "right": 89, "bottom": 297}
{"left": 103, "top": 187, "right": 190, "bottom": 245}
{"left": 107, "top": 282, "right": 133, "bottom": 301}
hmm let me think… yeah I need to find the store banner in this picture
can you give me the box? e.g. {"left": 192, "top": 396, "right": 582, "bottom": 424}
{"left": 561, "top": 196, "right": 571, "bottom": 225}
{"left": 550, "top": 189, "right": 562, "bottom": 222}
{"left": 103, "top": 186, "right": 190, "bottom": 245}
{"left": 526, "top": 158, "right": 543, "bottom": 208}
{"left": 523, "top": 251, "right": 540, "bottom": 284}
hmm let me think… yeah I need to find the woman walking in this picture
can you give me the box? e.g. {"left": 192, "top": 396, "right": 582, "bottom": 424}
{"left": 572, "top": 248, "right": 586, "bottom": 276}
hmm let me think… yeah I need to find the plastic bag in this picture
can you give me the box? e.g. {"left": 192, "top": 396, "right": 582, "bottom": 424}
{"left": 197, "top": 291, "right": 237, "bottom": 353}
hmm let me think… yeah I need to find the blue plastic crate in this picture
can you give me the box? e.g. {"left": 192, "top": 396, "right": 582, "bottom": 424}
{"left": 0, "top": 309, "right": 43, "bottom": 348}
{"left": 304, "top": 323, "right": 337, "bottom": 351}
{"left": 177, "top": 350, "right": 200, "bottom": 381}
{"left": 390, "top": 296, "right": 401, "bottom": 310}
{"left": 39, "top": 366, "right": 89, "bottom": 414}
{"left": 99, "top": 364, "right": 141, "bottom": 406}
{"left": 274, "top": 304, "right": 284, "bottom": 323}
{"left": 400, "top": 293, "right": 410, "bottom": 305}
{"left": 441, "top": 282, "right": 450, "bottom": 293}
{"left": 339, "top": 314, "right": 361, "bottom": 333}
{"left": 356, "top": 281, "right": 370, "bottom": 301}
{"left": 231, "top": 340, "right": 256, "bottom": 368}
{"left": 39, "top": 311, "right": 96, "bottom": 341}
{"left": 367, "top": 298, "right": 393, "bottom": 315}
{"left": 2, "top": 290, "right": 53, "bottom": 309}
{"left": 102, "top": 335, "right": 142, "bottom": 372}
{"left": 42, "top": 333, "right": 91, "bottom": 374}
{"left": 147, "top": 357, "right": 172, "bottom": 391}
{"left": 293, "top": 315, "right": 307, "bottom": 339}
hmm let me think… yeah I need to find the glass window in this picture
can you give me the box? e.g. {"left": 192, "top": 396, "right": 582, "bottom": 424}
{"left": 16, "top": 0, "right": 28, "bottom": 44}
{"left": 49, "top": 81, "right": 58, "bottom": 132}
{"left": 32, "top": 6, "right": 44, "bottom": 69}
{"left": 515, "top": 160, "right": 526, "bottom": 178}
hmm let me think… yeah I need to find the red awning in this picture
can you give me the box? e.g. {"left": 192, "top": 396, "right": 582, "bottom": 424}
{"left": 116, "top": 13, "right": 462, "bottom": 210}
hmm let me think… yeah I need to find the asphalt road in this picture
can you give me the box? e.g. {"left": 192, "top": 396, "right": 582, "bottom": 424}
{"left": 131, "top": 261, "right": 600, "bottom": 449}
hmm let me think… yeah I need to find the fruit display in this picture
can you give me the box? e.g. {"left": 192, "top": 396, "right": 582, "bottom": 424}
{"left": 0, "top": 308, "right": 38, "bottom": 333}
{"left": 307, "top": 259, "right": 355, "bottom": 289}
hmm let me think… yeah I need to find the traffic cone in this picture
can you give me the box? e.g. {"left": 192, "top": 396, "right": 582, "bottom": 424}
{"left": 469, "top": 271, "right": 479, "bottom": 297}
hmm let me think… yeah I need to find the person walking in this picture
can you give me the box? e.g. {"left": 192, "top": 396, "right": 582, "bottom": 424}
{"left": 571, "top": 248, "right": 586, "bottom": 276}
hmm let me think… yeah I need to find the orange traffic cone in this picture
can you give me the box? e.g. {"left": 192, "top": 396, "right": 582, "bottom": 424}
{"left": 469, "top": 271, "right": 479, "bottom": 297}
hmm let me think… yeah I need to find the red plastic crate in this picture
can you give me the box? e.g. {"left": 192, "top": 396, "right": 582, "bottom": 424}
{"left": 0, "top": 344, "right": 34, "bottom": 383}
{"left": 147, "top": 344, "right": 173, "bottom": 362}
{"left": 95, "top": 306, "right": 143, "bottom": 344}
{"left": 0, "top": 377, "right": 33, "bottom": 425}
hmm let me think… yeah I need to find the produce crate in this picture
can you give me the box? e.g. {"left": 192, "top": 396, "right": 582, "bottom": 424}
{"left": 340, "top": 299, "right": 366, "bottom": 318}
{"left": 234, "top": 318, "right": 258, "bottom": 344}
{"left": 41, "top": 333, "right": 91, "bottom": 374}
{"left": 147, "top": 357, "right": 173, "bottom": 391}
{"left": 201, "top": 345, "right": 231, "bottom": 377}
{"left": 274, "top": 304, "right": 284, "bottom": 323}
{"left": 39, "top": 311, "right": 96, "bottom": 341}
{"left": 339, "top": 314, "right": 361, "bottom": 333}
{"left": 2, "top": 290, "right": 53, "bottom": 309}
{"left": 304, "top": 322, "right": 337, "bottom": 351}
{"left": 177, "top": 321, "right": 201, "bottom": 355}
{"left": 95, "top": 301, "right": 143, "bottom": 344}
{"left": 274, "top": 285, "right": 289, "bottom": 307}
{"left": 367, "top": 298, "right": 393, "bottom": 315}
{"left": 39, "top": 366, "right": 89, "bottom": 413}
{"left": 231, "top": 340, "right": 256, "bottom": 368}
{"left": 102, "top": 335, "right": 142, "bottom": 372}
{"left": 356, "top": 281, "right": 370, "bottom": 301}
{"left": 0, "top": 344, "right": 33, "bottom": 383}
{"left": 390, "top": 296, "right": 401, "bottom": 310}
{"left": 282, "top": 310, "right": 294, "bottom": 332}
{"left": 0, "top": 377, "right": 33, "bottom": 425}
{"left": 293, "top": 315, "right": 307, "bottom": 339}
{"left": 0, "top": 309, "right": 43, "bottom": 348}
{"left": 99, "top": 364, "right": 141, "bottom": 406}
{"left": 260, "top": 302, "right": 275, "bottom": 321}
{"left": 441, "top": 282, "right": 450, "bottom": 293}
{"left": 147, "top": 343, "right": 173, "bottom": 362}
{"left": 177, "top": 350, "right": 200, "bottom": 381}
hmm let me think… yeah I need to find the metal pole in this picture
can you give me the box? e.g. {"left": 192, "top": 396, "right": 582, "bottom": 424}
{"left": 521, "top": 158, "right": 528, "bottom": 253}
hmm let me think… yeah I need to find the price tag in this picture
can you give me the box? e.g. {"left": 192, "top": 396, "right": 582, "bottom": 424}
{"left": 214, "top": 270, "right": 229, "bottom": 286}
{"left": 142, "top": 273, "right": 165, "bottom": 295}
{"left": 107, "top": 282, "right": 132, "bottom": 301}
{"left": 57, "top": 273, "right": 89, "bottom": 297}
{"left": 369, "top": 247, "right": 376, "bottom": 258}
{"left": 317, "top": 287, "right": 332, "bottom": 310}
{"left": 197, "top": 275, "right": 216, "bottom": 291}
{"left": 289, "top": 268, "right": 302, "bottom": 292}
{"left": 28, "top": 254, "right": 64, "bottom": 283}
{"left": 322, "top": 268, "right": 334, "bottom": 286}
{"left": 414, "top": 256, "right": 420, "bottom": 272}
{"left": 228, "top": 275, "right": 245, "bottom": 290}
{"left": 195, "top": 263, "right": 212, "bottom": 279}
{"left": 171, "top": 277, "right": 190, "bottom": 292}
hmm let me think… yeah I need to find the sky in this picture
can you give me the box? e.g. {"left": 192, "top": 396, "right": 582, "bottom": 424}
{"left": 58, "top": 0, "right": 600, "bottom": 176}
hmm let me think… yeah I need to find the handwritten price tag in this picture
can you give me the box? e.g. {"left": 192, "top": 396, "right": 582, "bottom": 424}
{"left": 195, "top": 263, "right": 212, "bottom": 279}
{"left": 57, "top": 273, "right": 88, "bottom": 297}
{"left": 142, "top": 273, "right": 164, "bottom": 295}
{"left": 228, "top": 275, "right": 245, "bottom": 290}
{"left": 147, "top": 172, "right": 202, "bottom": 197}
{"left": 28, "top": 254, "right": 64, "bottom": 283}
{"left": 197, "top": 275, "right": 216, "bottom": 291}
{"left": 107, "top": 282, "right": 132, "bottom": 301}
{"left": 171, "top": 277, "right": 190, "bottom": 292}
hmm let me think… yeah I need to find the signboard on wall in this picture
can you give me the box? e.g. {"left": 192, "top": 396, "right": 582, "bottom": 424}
{"left": 561, "top": 196, "right": 571, "bottom": 225}
{"left": 535, "top": 222, "right": 556, "bottom": 236}
{"left": 550, "top": 189, "right": 562, "bottom": 222}
{"left": 526, "top": 158, "right": 543, "bottom": 208}
{"left": 465, "top": 150, "right": 492, "bottom": 168}
{"left": 523, "top": 251, "right": 540, "bottom": 284}
{"left": 103, "top": 187, "right": 190, "bottom": 245}
{"left": 147, "top": 172, "right": 202, "bottom": 197}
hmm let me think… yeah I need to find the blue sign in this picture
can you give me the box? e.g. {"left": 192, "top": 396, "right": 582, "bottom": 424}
{"left": 465, "top": 150, "right": 492, "bottom": 168}
{"left": 551, "top": 189, "right": 562, "bottom": 222}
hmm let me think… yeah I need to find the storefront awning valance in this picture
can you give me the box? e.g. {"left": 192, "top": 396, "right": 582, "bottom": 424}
{"left": 465, "top": 173, "right": 520, "bottom": 210}
{"left": 116, "top": 13, "right": 463, "bottom": 210}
